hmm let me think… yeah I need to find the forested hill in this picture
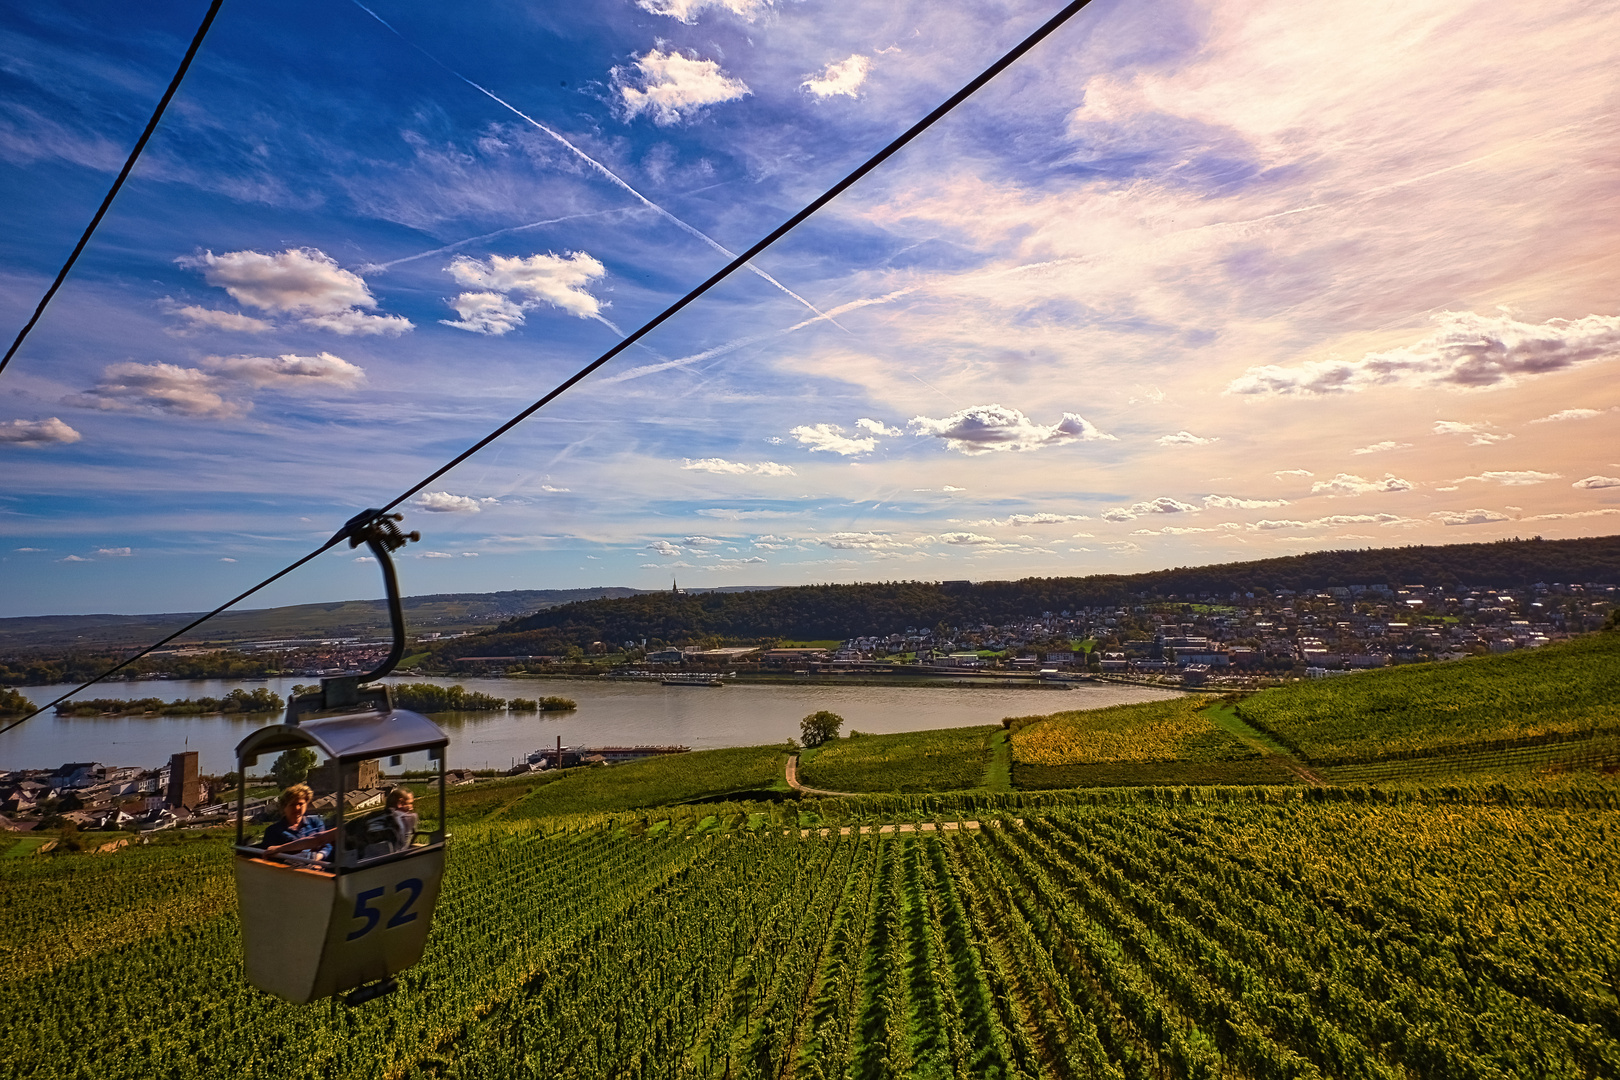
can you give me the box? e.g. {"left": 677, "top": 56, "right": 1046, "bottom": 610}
{"left": 447, "top": 535, "right": 1620, "bottom": 653}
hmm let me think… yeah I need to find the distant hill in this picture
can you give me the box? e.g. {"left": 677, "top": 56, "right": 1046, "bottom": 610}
{"left": 0, "top": 588, "right": 649, "bottom": 654}
{"left": 442, "top": 535, "right": 1620, "bottom": 653}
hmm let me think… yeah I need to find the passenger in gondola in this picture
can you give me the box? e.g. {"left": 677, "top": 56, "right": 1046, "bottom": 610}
{"left": 263, "top": 783, "right": 335, "bottom": 863}
{"left": 384, "top": 787, "right": 419, "bottom": 852}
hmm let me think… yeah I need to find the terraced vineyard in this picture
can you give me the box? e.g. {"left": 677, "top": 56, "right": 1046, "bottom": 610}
{"left": 5, "top": 786, "right": 1618, "bottom": 1079}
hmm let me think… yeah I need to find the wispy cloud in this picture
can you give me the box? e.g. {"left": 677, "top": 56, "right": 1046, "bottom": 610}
{"left": 1157, "top": 430, "right": 1217, "bottom": 446}
{"left": 1454, "top": 470, "right": 1560, "bottom": 486}
{"left": 1434, "top": 420, "right": 1513, "bottom": 445}
{"left": 682, "top": 458, "right": 795, "bottom": 476}
{"left": 1104, "top": 498, "right": 1200, "bottom": 522}
{"left": 1352, "top": 441, "right": 1411, "bottom": 455}
{"left": 1572, "top": 475, "right": 1620, "bottom": 489}
{"left": 1431, "top": 508, "right": 1511, "bottom": 525}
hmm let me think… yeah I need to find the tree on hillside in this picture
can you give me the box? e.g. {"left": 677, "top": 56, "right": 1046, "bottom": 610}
{"left": 800, "top": 710, "right": 844, "bottom": 748}
{"left": 271, "top": 747, "right": 317, "bottom": 789}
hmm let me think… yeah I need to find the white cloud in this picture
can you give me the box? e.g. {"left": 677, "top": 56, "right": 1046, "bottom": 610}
{"left": 440, "top": 291, "right": 528, "bottom": 336}
{"left": 1132, "top": 526, "right": 1213, "bottom": 536}
{"left": 1157, "top": 430, "right": 1217, "bottom": 446}
{"left": 95, "top": 547, "right": 132, "bottom": 557}
{"left": 420, "top": 551, "right": 454, "bottom": 559}
{"left": 220, "top": 557, "right": 236, "bottom": 562}
{"left": 1103, "top": 497, "right": 1200, "bottom": 522}
{"left": 938, "top": 532, "right": 997, "bottom": 545}
{"left": 1250, "top": 513, "right": 1415, "bottom": 530}
{"left": 942, "top": 485, "right": 965, "bottom": 492}
{"left": 647, "top": 540, "right": 683, "bottom": 557}
{"left": 1352, "top": 441, "right": 1411, "bottom": 455}
{"left": 614, "top": 50, "right": 750, "bottom": 125}
{"left": 206, "top": 352, "right": 365, "bottom": 389}
{"left": 445, "top": 252, "right": 606, "bottom": 321}
{"left": 820, "top": 532, "right": 905, "bottom": 550}
{"left": 635, "top": 0, "right": 769, "bottom": 23}
{"left": 1431, "top": 509, "right": 1511, "bottom": 526}
{"left": 0, "top": 417, "right": 81, "bottom": 445}
{"left": 1522, "top": 508, "right": 1620, "bottom": 521}
{"left": 1274, "top": 469, "right": 1314, "bottom": 479}
{"left": 803, "top": 55, "right": 871, "bottom": 99}
{"left": 1454, "top": 470, "right": 1561, "bottom": 486}
{"left": 909, "top": 405, "right": 1113, "bottom": 455}
{"left": 64, "top": 362, "right": 244, "bottom": 419}
{"left": 1573, "top": 475, "right": 1620, "bottom": 489}
{"left": 166, "top": 305, "right": 273, "bottom": 334}
{"left": 791, "top": 423, "right": 877, "bottom": 456}
{"left": 1529, "top": 408, "right": 1605, "bottom": 423}
{"left": 1311, "top": 473, "right": 1414, "bottom": 496}
{"left": 682, "top": 458, "right": 796, "bottom": 476}
{"left": 461, "top": 552, "right": 479, "bottom": 558}
{"left": 414, "top": 491, "right": 483, "bottom": 513}
{"left": 1434, "top": 420, "right": 1513, "bottom": 445}
{"left": 855, "top": 417, "right": 901, "bottom": 437}
{"left": 58, "top": 554, "right": 90, "bottom": 562}
{"left": 1227, "top": 312, "right": 1620, "bottom": 395}
{"left": 683, "top": 535, "right": 724, "bottom": 547}
{"left": 177, "top": 248, "right": 411, "bottom": 336}
{"left": 1203, "top": 495, "right": 1289, "bottom": 509}
{"left": 540, "top": 484, "right": 570, "bottom": 493}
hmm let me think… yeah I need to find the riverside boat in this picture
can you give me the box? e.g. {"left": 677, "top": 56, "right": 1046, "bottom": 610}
{"left": 660, "top": 675, "right": 725, "bottom": 687}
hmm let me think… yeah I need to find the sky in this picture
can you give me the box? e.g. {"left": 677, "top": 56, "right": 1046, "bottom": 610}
{"left": 1, "top": 0, "right": 1618, "bottom": 618}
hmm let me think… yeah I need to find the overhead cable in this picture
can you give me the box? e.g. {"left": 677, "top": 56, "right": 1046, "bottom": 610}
{"left": 0, "top": 0, "right": 1096, "bottom": 736}
{"left": 0, "top": 0, "right": 228, "bottom": 379}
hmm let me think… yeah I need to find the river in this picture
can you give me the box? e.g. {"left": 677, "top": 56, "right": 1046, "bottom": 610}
{"left": 2, "top": 675, "right": 1179, "bottom": 775}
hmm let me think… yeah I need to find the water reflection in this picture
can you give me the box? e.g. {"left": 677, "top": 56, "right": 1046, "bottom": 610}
{"left": 3, "top": 675, "right": 1178, "bottom": 774}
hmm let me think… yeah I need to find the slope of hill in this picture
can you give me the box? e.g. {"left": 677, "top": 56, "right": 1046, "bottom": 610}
{"left": 1233, "top": 629, "right": 1620, "bottom": 764}
{"left": 446, "top": 535, "right": 1620, "bottom": 653}
{"left": 0, "top": 588, "right": 650, "bottom": 654}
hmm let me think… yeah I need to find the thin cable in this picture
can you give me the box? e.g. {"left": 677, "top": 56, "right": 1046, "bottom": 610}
{"left": 0, "top": 0, "right": 227, "bottom": 379}
{"left": 0, "top": 0, "right": 1095, "bottom": 735}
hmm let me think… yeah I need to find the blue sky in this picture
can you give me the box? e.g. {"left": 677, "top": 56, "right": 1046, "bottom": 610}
{"left": 2, "top": 0, "right": 1618, "bottom": 617}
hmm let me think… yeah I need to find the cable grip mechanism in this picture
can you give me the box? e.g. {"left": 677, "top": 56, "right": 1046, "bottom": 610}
{"left": 287, "top": 509, "right": 420, "bottom": 723}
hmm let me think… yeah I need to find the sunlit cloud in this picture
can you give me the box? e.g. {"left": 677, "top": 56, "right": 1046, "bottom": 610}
{"left": 613, "top": 49, "right": 749, "bottom": 125}
{"left": 1434, "top": 420, "right": 1513, "bottom": 445}
{"left": 1311, "top": 473, "right": 1414, "bottom": 496}
{"left": 1454, "top": 470, "right": 1561, "bottom": 486}
{"left": 1157, "top": 430, "right": 1217, "bottom": 446}
{"left": 909, "top": 405, "right": 1112, "bottom": 455}
{"left": 1572, "top": 475, "right": 1620, "bottom": 489}
{"left": 0, "top": 417, "right": 81, "bottom": 445}
{"left": 1228, "top": 312, "right": 1620, "bottom": 395}
{"left": 177, "top": 248, "right": 411, "bottom": 335}
{"left": 1103, "top": 497, "right": 1200, "bottom": 522}
{"left": 803, "top": 54, "right": 870, "bottom": 99}
{"left": 1431, "top": 508, "right": 1511, "bottom": 525}
{"left": 1352, "top": 441, "right": 1411, "bottom": 455}
{"left": 791, "top": 423, "right": 877, "bottom": 456}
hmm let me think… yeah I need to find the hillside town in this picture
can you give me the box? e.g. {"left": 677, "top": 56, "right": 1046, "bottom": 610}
{"left": 609, "top": 578, "right": 1620, "bottom": 687}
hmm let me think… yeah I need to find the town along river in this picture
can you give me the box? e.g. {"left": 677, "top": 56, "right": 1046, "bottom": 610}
{"left": 1, "top": 675, "right": 1179, "bottom": 775}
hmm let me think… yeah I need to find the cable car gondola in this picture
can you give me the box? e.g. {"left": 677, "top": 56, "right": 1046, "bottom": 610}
{"left": 231, "top": 510, "right": 449, "bottom": 1006}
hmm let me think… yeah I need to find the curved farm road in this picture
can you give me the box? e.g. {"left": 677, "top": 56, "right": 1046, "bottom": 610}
{"left": 785, "top": 754, "right": 861, "bottom": 797}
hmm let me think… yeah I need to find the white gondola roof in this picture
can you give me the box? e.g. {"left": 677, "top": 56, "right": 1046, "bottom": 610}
{"left": 236, "top": 708, "right": 446, "bottom": 763}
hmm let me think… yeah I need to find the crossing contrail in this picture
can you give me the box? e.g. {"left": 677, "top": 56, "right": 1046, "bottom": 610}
{"left": 350, "top": 0, "right": 844, "bottom": 330}
{"left": 360, "top": 207, "right": 638, "bottom": 273}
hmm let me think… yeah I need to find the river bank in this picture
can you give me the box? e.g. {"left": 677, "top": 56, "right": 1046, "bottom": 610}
{"left": 0, "top": 674, "right": 1179, "bottom": 775}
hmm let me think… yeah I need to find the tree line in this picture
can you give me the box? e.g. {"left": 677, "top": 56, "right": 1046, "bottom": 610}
{"left": 429, "top": 535, "right": 1620, "bottom": 655}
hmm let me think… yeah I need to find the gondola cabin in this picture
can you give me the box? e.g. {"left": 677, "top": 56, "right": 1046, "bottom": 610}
{"left": 233, "top": 678, "right": 449, "bottom": 1005}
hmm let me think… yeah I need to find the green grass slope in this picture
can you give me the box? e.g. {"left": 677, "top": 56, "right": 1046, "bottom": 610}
{"left": 1235, "top": 630, "right": 1620, "bottom": 764}
{"left": 1006, "top": 696, "right": 1297, "bottom": 789}
{"left": 797, "top": 726, "right": 997, "bottom": 793}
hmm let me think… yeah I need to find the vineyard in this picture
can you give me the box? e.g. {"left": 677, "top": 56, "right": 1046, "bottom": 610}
{"left": 1233, "top": 631, "right": 1620, "bottom": 764}
{"left": 4, "top": 781, "right": 1619, "bottom": 1080}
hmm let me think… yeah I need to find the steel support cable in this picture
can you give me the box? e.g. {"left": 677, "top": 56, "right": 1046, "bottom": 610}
{"left": 0, "top": 0, "right": 1095, "bottom": 736}
{"left": 0, "top": 0, "right": 227, "bottom": 379}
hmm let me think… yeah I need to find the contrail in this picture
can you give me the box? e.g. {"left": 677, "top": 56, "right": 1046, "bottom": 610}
{"left": 350, "top": 0, "right": 844, "bottom": 329}
{"left": 598, "top": 287, "right": 918, "bottom": 385}
{"left": 361, "top": 207, "right": 638, "bottom": 273}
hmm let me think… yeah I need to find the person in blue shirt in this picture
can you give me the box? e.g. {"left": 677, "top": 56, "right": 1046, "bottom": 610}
{"left": 263, "top": 783, "right": 334, "bottom": 863}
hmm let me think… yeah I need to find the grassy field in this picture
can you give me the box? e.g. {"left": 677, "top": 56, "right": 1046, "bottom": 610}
{"left": 500, "top": 744, "right": 791, "bottom": 815}
{"left": 1235, "top": 630, "right": 1620, "bottom": 764}
{"left": 1004, "top": 696, "right": 1297, "bottom": 788}
{"left": 797, "top": 726, "right": 998, "bottom": 793}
